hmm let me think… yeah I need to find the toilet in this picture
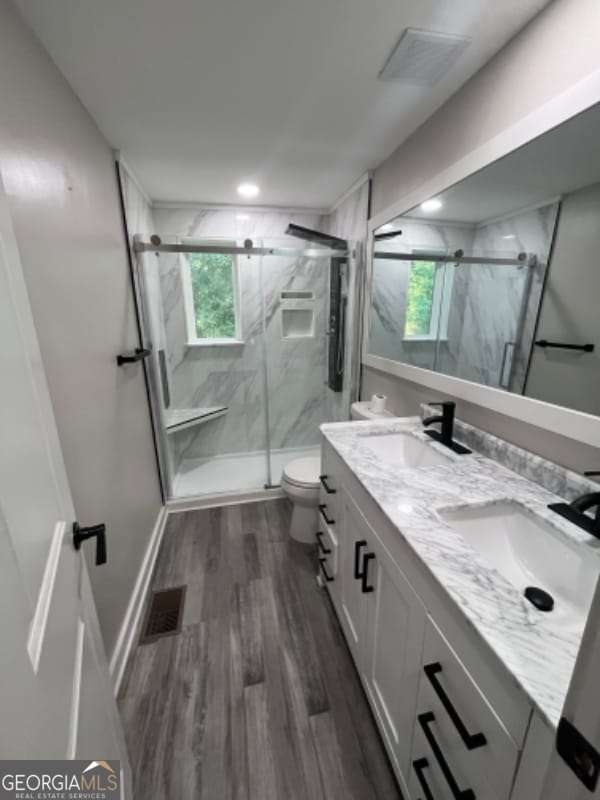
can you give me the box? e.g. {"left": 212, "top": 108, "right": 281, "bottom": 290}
{"left": 281, "top": 456, "right": 321, "bottom": 543}
{"left": 282, "top": 402, "right": 396, "bottom": 543}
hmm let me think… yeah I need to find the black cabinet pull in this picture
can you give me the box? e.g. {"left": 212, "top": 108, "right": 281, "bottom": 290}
{"left": 534, "top": 340, "right": 594, "bottom": 353}
{"left": 354, "top": 540, "right": 367, "bottom": 579}
{"left": 316, "top": 530, "right": 331, "bottom": 555}
{"left": 117, "top": 346, "right": 152, "bottom": 366}
{"left": 73, "top": 522, "right": 107, "bottom": 566}
{"left": 413, "top": 758, "right": 435, "bottom": 800}
{"left": 424, "top": 663, "right": 487, "bottom": 750}
{"left": 318, "top": 504, "right": 335, "bottom": 525}
{"left": 319, "top": 474, "right": 336, "bottom": 494}
{"left": 318, "top": 558, "right": 334, "bottom": 583}
{"left": 418, "top": 713, "right": 475, "bottom": 800}
{"left": 361, "top": 552, "right": 375, "bottom": 593}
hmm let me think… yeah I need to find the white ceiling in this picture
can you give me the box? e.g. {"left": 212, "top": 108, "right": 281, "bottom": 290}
{"left": 15, "top": 0, "right": 550, "bottom": 208}
{"left": 400, "top": 102, "right": 600, "bottom": 226}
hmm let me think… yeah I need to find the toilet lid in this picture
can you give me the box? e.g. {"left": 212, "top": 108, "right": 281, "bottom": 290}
{"left": 283, "top": 456, "right": 321, "bottom": 488}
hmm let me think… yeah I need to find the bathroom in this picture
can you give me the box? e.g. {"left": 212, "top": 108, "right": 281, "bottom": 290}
{"left": 2, "top": 1, "right": 600, "bottom": 799}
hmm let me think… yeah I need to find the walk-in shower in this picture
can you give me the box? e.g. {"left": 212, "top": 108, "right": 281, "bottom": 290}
{"left": 133, "top": 235, "right": 358, "bottom": 500}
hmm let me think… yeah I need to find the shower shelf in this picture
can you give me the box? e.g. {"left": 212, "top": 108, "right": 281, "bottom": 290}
{"left": 165, "top": 406, "right": 228, "bottom": 435}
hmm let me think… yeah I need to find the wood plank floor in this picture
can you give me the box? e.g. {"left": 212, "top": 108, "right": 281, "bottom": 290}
{"left": 119, "top": 499, "right": 401, "bottom": 800}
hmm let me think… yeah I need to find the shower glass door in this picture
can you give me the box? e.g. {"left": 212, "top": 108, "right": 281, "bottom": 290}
{"left": 136, "top": 239, "right": 269, "bottom": 498}
{"left": 134, "top": 236, "right": 354, "bottom": 500}
{"left": 259, "top": 242, "right": 333, "bottom": 487}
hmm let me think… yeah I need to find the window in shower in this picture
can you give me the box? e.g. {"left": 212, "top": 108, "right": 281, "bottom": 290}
{"left": 404, "top": 252, "right": 452, "bottom": 340}
{"left": 181, "top": 249, "right": 242, "bottom": 344}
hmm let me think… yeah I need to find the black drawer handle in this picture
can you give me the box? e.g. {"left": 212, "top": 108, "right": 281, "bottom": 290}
{"left": 354, "top": 540, "right": 367, "bottom": 579}
{"left": 318, "top": 504, "right": 335, "bottom": 525}
{"left": 413, "top": 758, "right": 435, "bottom": 800}
{"left": 316, "top": 530, "right": 332, "bottom": 555}
{"left": 424, "top": 663, "right": 487, "bottom": 750}
{"left": 319, "top": 558, "right": 334, "bottom": 583}
{"left": 116, "top": 346, "right": 151, "bottom": 366}
{"left": 319, "top": 474, "right": 336, "bottom": 494}
{"left": 418, "top": 713, "right": 475, "bottom": 800}
{"left": 361, "top": 552, "right": 375, "bottom": 593}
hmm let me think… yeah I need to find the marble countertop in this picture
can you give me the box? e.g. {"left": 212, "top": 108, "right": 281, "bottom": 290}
{"left": 321, "top": 416, "right": 600, "bottom": 730}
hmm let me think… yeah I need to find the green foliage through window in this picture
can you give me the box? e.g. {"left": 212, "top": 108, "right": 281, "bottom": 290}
{"left": 188, "top": 253, "right": 237, "bottom": 339}
{"left": 405, "top": 260, "right": 436, "bottom": 337}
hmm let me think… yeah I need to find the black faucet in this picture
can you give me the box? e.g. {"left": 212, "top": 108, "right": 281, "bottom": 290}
{"left": 422, "top": 401, "right": 471, "bottom": 455}
{"left": 549, "top": 492, "right": 600, "bottom": 538}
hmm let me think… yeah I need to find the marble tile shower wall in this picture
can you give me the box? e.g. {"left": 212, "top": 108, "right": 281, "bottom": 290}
{"left": 469, "top": 203, "right": 558, "bottom": 392}
{"left": 369, "top": 205, "right": 558, "bottom": 392}
{"left": 151, "top": 207, "right": 341, "bottom": 466}
{"left": 323, "top": 180, "right": 370, "bottom": 425}
{"left": 369, "top": 219, "right": 474, "bottom": 366}
{"left": 439, "top": 203, "right": 559, "bottom": 390}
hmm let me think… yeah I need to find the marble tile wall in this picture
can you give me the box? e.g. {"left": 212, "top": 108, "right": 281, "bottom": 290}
{"left": 442, "top": 203, "right": 559, "bottom": 391}
{"left": 369, "top": 219, "right": 474, "bottom": 366}
{"left": 368, "top": 204, "right": 558, "bottom": 393}
{"left": 322, "top": 179, "right": 370, "bottom": 425}
{"left": 150, "top": 204, "right": 365, "bottom": 467}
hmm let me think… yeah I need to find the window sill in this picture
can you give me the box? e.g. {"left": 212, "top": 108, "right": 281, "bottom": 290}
{"left": 186, "top": 339, "right": 245, "bottom": 348}
{"left": 403, "top": 336, "right": 448, "bottom": 343}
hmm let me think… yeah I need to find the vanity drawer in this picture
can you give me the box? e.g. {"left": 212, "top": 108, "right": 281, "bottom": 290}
{"left": 411, "top": 619, "right": 520, "bottom": 800}
{"left": 319, "top": 442, "right": 341, "bottom": 527}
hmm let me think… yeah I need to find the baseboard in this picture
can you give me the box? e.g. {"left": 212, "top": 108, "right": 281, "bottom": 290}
{"left": 109, "top": 505, "right": 168, "bottom": 695}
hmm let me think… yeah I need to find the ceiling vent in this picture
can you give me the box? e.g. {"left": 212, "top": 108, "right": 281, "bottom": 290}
{"left": 379, "top": 28, "right": 471, "bottom": 86}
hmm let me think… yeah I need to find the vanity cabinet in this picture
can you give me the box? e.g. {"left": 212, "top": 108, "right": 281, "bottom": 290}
{"left": 319, "top": 439, "right": 534, "bottom": 800}
{"left": 409, "top": 621, "right": 520, "bottom": 800}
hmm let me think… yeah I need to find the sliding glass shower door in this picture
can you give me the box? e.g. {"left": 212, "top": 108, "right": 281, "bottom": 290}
{"left": 134, "top": 237, "right": 353, "bottom": 500}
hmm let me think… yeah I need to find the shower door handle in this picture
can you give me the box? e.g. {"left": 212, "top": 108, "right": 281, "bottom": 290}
{"left": 499, "top": 341, "right": 515, "bottom": 389}
{"left": 117, "top": 346, "right": 152, "bottom": 366}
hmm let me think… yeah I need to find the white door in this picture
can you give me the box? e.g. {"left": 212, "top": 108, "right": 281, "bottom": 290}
{"left": 0, "top": 179, "right": 131, "bottom": 793}
{"left": 525, "top": 186, "right": 600, "bottom": 415}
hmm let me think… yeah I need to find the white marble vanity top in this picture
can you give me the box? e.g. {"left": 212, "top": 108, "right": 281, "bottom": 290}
{"left": 321, "top": 416, "right": 600, "bottom": 730}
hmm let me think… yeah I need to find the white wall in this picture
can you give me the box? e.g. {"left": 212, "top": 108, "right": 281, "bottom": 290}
{"left": 0, "top": 3, "right": 162, "bottom": 658}
{"left": 371, "top": 0, "right": 600, "bottom": 217}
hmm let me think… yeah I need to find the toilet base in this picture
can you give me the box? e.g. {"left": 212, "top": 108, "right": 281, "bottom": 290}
{"left": 289, "top": 502, "right": 318, "bottom": 543}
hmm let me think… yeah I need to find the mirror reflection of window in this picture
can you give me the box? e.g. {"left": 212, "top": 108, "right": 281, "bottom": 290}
{"left": 404, "top": 255, "right": 452, "bottom": 341}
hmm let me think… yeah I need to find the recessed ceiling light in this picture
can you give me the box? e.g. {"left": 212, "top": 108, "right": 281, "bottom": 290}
{"left": 420, "top": 198, "right": 443, "bottom": 213}
{"left": 502, "top": 234, "right": 516, "bottom": 240}
{"left": 237, "top": 183, "right": 260, "bottom": 199}
{"left": 236, "top": 214, "right": 250, "bottom": 221}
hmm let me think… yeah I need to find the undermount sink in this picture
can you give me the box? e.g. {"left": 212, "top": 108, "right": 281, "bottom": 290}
{"left": 440, "top": 502, "right": 600, "bottom": 628}
{"left": 361, "top": 432, "right": 452, "bottom": 468}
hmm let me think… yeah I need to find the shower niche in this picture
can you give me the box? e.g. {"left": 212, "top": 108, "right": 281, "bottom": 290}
{"left": 280, "top": 291, "right": 315, "bottom": 339}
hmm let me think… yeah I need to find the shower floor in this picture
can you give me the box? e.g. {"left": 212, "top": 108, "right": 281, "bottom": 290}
{"left": 173, "top": 444, "right": 321, "bottom": 498}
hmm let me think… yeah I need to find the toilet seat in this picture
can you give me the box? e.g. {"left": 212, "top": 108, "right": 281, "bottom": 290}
{"left": 282, "top": 456, "right": 320, "bottom": 489}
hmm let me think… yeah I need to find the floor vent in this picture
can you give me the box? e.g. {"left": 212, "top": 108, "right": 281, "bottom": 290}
{"left": 140, "top": 586, "right": 186, "bottom": 644}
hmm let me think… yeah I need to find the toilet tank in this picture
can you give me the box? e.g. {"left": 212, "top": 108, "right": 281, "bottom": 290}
{"left": 351, "top": 401, "right": 395, "bottom": 421}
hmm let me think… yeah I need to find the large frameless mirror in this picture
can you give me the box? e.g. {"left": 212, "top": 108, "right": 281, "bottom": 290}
{"left": 366, "top": 102, "right": 600, "bottom": 419}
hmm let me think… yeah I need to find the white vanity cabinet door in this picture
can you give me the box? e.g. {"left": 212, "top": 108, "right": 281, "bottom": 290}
{"left": 338, "top": 489, "right": 371, "bottom": 670}
{"left": 363, "top": 533, "right": 427, "bottom": 786}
